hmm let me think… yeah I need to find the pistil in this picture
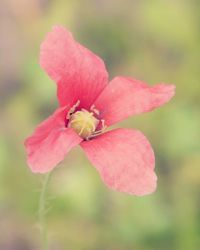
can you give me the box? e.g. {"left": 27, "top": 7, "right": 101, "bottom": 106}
{"left": 68, "top": 109, "right": 99, "bottom": 139}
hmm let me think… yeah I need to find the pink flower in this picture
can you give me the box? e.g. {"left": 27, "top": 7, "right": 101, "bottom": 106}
{"left": 25, "top": 26, "right": 175, "bottom": 196}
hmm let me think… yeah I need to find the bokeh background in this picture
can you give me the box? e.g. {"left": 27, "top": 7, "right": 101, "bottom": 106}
{"left": 1, "top": 0, "right": 200, "bottom": 249}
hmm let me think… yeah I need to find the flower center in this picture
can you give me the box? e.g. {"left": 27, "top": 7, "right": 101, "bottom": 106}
{"left": 68, "top": 109, "right": 99, "bottom": 139}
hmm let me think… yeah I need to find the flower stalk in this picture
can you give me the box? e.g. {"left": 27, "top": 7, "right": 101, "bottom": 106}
{"left": 38, "top": 172, "right": 52, "bottom": 250}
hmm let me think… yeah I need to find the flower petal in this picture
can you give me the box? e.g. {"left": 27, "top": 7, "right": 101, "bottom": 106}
{"left": 25, "top": 107, "right": 82, "bottom": 173}
{"left": 94, "top": 77, "right": 175, "bottom": 126}
{"left": 40, "top": 25, "right": 108, "bottom": 109}
{"left": 81, "top": 128, "right": 157, "bottom": 196}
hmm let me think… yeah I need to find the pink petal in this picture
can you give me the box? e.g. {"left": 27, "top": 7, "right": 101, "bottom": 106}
{"left": 40, "top": 25, "right": 108, "bottom": 109}
{"left": 81, "top": 128, "right": 157, "bottom": 196}
{"left": 25, "top": 107, "right": 82, "bottom": 173}
{"left": 94, "top": 77, "right": 175, "bottom": 126}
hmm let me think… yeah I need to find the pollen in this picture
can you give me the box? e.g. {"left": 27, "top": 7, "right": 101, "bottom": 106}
{"left": 68, "top": 109, "right": 99, "bottom": 139}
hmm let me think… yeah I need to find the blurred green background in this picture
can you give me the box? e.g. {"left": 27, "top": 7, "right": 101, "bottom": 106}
{"left": 0, "top": 0, "right": 200, "bottom": 249}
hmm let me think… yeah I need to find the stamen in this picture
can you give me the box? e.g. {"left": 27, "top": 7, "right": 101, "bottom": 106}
{"left": 66, "top": 100, "right": 80, "bottom": 119}
{"left": 90, "top": 104, "right": 100, "bottom": 116}
{"left": 86, "top": 119, "right": 107, "bottom": 140}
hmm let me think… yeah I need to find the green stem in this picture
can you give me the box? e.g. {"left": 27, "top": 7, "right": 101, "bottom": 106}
{"left": 38, "top": 172, "right": 52, "bottom": 250}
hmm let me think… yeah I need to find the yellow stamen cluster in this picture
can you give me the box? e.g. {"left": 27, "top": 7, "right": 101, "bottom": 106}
{"left": 68, "top": 109, "right": 99, "bottom": 139}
